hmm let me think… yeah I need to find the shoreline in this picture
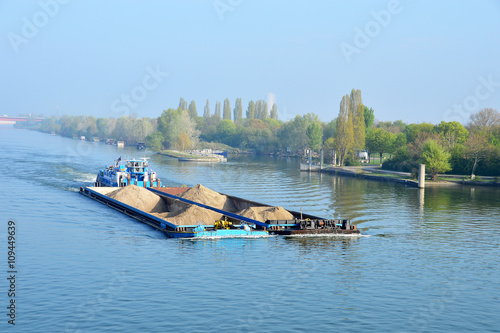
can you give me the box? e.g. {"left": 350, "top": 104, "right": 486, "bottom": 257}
{"left": 314, "top": 166, "right": 500, "bottom": 188}
{"left": 158, "top": 150, "right": 225, "bottom": 162}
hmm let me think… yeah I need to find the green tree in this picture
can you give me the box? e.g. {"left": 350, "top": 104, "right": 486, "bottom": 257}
{"left": 277, "top": 115, "right": 309, "bottom": 153}
{"left": 255, "top": 100, "right": 262, "bottom": 120}
{"left": 306, "top": 122, "right": 323, "bottom": 151}
{"left": 246, "top": 100, "right": 255, "bottom": 119}
{"left": 131, "top": 118, "right": 154, "bottom": 143}
{"left": 146, "top": 132, "right": 164, "bottom": 151}
{"left": 113, "top": 116, "right": 134, "bottom": 143}
{"left": 262, "top": 101, "right": 268, "bottom": 119}
{"left": 158, "top": 108, "right": 199, "bottom": 148}
{"left": 179, "top": 110, "right": 200, "bottom": 147}
{"left": 350, "top": 89, "right": 365, "bottom": 149}
{"left": 176, "top": 131, "right": 192, "bottom": 150}
{"left": 392, "top": 120, "right": 407, "bottom": 133}
{"left": 96, "top": 117, "right": 114, "bottom": 139}
{"left": 264, "top": 118, "right": 280, "bottom": 131}
{"left": 270, "top": 104, "right": 278, "bottom": 120}
{"left": 323, "top": 119, "right": 336, "bottom": 140}
{"left": 39, "top": 116, "right": 61, "bottom": 134}
{"left": 335, "top": 95, "right": 353, "bottom": 166}
{"left": 216, "top": 119, "right": 237, "bottom": 145}
{"left": 391, "top": 132, "right": 407, "bottom": 156}
{"left": 437, "top": 121, "right": 468, "bottom": 150}
{"left": 203, "top": 99, "right": 210, "bottom": 119}
{"left": 420, "top": 139, "right": 451, "bottom": 181}
{"left": 214, "top": 101, "right": 221, "bottom": 121}
{"left": 158, "top": 108, "right": 180, "bottom": 146}
{"left": 323, "top": 137, "right": 336, "bottom": 163}
{"left": 366, "top": 127, "right": 393, "bottom": 163}
{"left": 404, "top": 122, "right": 436, "bottom": 143}
{"left": 188, "top": 100, "right": 197, "bottom": 119}
{"left": 178, "top": 97, "right": 188, "bottom": 110}
{"left": 364, "top": 106, "right": 375, "bottom": 132}
{"left": 463, "top": 133, "right": 492, "bottom": 179}
{"left": 223, "top": 98, "right": 231, "bottom": 120}
{"left": 233, "top": 97, "right": 243, "bottom": 124}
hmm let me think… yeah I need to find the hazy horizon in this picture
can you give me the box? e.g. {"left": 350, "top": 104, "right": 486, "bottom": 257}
{"left": 2, "top": 1, "right": 499, "bottom": 125}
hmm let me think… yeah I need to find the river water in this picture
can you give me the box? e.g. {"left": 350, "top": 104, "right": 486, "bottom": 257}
{"left": 1, "top": 128, "right": 499, "bottom": 332}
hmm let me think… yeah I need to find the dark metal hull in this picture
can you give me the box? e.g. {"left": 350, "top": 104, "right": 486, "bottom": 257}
{"left": 272, "top": 228, "right": 360, "bottom": 236}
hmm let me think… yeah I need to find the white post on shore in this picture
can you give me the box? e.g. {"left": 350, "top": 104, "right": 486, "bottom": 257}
{"left": 320, "top": 149, "right": 324, "bottom": 170}
{"left": 309, "top": 149, "right": 312, "bottom": 171}
{"left": 418, "top": 164, "right": 425, "bottom": 188}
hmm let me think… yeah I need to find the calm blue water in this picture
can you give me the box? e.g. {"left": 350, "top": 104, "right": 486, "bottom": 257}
{"left": 1, "top": 128, "right": 499, "bottom": 332}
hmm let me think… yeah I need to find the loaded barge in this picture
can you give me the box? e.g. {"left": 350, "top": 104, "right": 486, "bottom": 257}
{"left": 79, "top": 158, "right": 359, "bottom": 239}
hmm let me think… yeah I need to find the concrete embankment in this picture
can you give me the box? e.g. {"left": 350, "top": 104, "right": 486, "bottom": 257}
{"left": 319, "top": 167, "right": 419, "bottom": 187}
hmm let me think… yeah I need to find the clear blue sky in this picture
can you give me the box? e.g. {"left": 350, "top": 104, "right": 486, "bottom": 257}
{"left": 1, "top": 0, "right": 499, "bottom": 124}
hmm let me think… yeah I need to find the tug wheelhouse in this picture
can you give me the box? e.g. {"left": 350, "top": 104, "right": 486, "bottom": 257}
{"left": 95, "top": 157, "right": 161, "bottom": 187}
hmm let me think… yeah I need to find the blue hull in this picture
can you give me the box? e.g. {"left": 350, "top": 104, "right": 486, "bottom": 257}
{"left": 193, "top": 229, "right": 269, "bottom": 238}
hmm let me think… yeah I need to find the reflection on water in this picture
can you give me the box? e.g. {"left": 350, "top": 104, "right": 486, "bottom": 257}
{"left": 283, "top": 234, "right": 362, "bottom": 251}
{"left": 329, "top": 176, "right": 366, "bottom": 222}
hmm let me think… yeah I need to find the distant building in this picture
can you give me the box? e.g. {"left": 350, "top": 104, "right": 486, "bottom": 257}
{"left": 357, "top": 150, "right": 368, "bottom": 160}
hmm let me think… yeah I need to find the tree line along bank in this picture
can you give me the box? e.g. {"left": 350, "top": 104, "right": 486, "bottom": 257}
{"left": 16, "top": 93, "right": 500, "bottom": 179}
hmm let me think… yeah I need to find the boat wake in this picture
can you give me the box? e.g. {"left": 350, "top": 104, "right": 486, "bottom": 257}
{"left": 187, "top": 234, "right": 276, "bottom": 240}
{"left": 283, "top": 233, "right": 370, "bottom": 238}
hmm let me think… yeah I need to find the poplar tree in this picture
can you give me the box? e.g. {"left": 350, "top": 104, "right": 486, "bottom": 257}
{"left": 262, "top": 101, "right": 269, "bottom": 119}
{"left": 178, "top": 97, "right": 188, "bottom": 110}
{"left": 203, "top": 99, "right": 210, "bottom": 119}
{"left": 349, "top": 89, "right": 365, "bottom": 149}
{"left": 364, "top": 106, "right": 375, "bottom": 132}
{"left": 233, "top": 97, "right": 243, "bottom": 124}
{"left": 246, "top": 100, "right": 255, "bottom": 119}
{"left": 335, "top": 95, "right": 354, "bottom": 166}
{"left": 223, "top": 98, "right": 231, "bottom": 120}
{"left": 188, "top": 100, "right": 197, "bottom": 119}
{"left": 255, "top": 100, "right": 262, "bottom": 120}
{"left": 270, "top": 104, "right": 278, "bottom": 120}
{"left": 214, "top": 101, "right": 221, "bottom": 121}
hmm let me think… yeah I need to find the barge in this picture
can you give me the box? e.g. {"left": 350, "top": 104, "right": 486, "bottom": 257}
{"left": 79, "top": 158, "right": 360, "bottom": 239}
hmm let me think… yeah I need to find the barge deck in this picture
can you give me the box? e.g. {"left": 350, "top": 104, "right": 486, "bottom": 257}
{"left": 80, "top": 184, "right": 359, "bottom": 239}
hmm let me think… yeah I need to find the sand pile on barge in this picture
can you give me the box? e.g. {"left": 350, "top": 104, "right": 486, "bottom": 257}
{"left": 237, "top": 206, "right": 294, "bottom": 222}
{"left": 105, "top": 184, "right": 294, "bottom": 225}
{"left": 180, "top": 184, "right": 237, "bottom": 212}
{"left": 153, "top": 205, "right": 223, "bottom": 226}
{"left": 107, "top": 185, "right": 224, "bottom": 226}
{"left": 107, "top": 185, "right": 168, "bottom": 213}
